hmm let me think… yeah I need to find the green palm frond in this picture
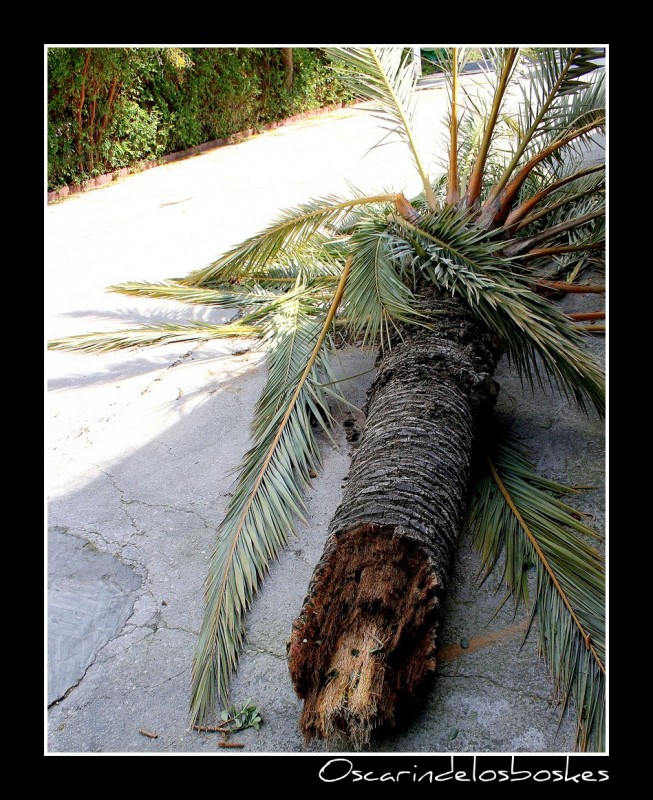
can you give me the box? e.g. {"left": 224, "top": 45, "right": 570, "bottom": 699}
{"left": 254, "top": 294, "right": 340, "bottom": 437}
{"left": 190, "top": 259, "right": 352, "bottom": 725}
{"left": 519, "top": 48, "right": 605, "bottom": 133}
{"left": 437, "top": 47, "right": 464, "bottom": 205}
{"left": 452, "top": 84, "right": 525, "bottom": 205}
{"left": 527, "top": 173, "right": 605, "bottom": 227}
{"left": 469, "top": 433, "right": 605, "bottom": 750}
{"left": 245, "top": 243, "right": 344, "bottom": 286}
{"left": 109, "top": 280, "right": 286, "bottom": 306}
{"left": 515, "top": 199, "right": 605, "bottom": 271}
{"left": 392, "top": 209, "right": 604, "bottom": 415}
{"left": 505, "top": 207, "right": 604, "bottom": 259}
{"left": 479, "top": 49, "right": 604, "bottom": 226}
{"left": 537, "top": 76, "right": 605, "bottom": 157}
{"left": 343, "top": 218, "right": 426, "bottom": 348}
{"left": 109, "top": 277, "right": 340, "bottom": 325}
{"left": 463, "top": 47, "right": 521, "bottom": 207}
{"left": 183, "top": 194, "right": 397, "bottom": 287}
{"left": 325, "top": 47, "right": 437, "bottom": 210}
{"left": 47, "top": 320, "right": 264, "bottom": 353}
{"left": 506, "top": 163, "right": 605, "bottom": 232}
{"left": 531, "top": 193, "right": 605, "bottom": 281}
{"left": 478, "top": 115, "right": 605, "bottom": 230}
{"left": 48, "top": 279, "right": 340, "bottom": 355}
{"left": 455, "top": 109, "right": 487, "bottom": 195}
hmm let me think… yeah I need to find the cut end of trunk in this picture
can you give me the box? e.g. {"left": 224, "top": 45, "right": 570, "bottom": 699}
{"left": 302, "top": 625, "right": 387, "bottom": 749}
{"left": 287, "top": 524, "right": 442, "bottom": 747}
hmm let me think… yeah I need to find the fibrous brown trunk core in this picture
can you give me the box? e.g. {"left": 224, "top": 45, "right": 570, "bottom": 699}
{"left": 287, "top": 287, "right": 501, "bottom": 745}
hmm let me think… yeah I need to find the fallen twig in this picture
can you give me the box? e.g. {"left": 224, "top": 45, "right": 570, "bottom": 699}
{"left": 139, "top": 729, "right": 159, "bottom": 739}
{"left": 218, "top": 741, "right": 245, "bottom": 749}
{"left": 536, "top": 280, "right": 605, "bottom": 294}
{"left": 192, "top": 723, "right": 230, "bottom": 733}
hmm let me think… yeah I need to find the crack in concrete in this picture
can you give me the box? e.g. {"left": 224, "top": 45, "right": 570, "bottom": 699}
{"left": 47, "top": 611, "right": 151, "bottom": 707}
{"left": 95, "top": 618, "right": 197, "bottom": 667}
{"left": 158, "top": 622, "right": 198, "bottom": 636}
{"left": 50, "top": 618, "right": 190, "bottom": 706}
{"left": 49, "top": 694, "right": 114, "bottom": 722}
{"left": 50, "top": 524, "right": 146, "bottom": 574}
{"left": 99, "top": 467, "right": 215, "bottom": 532}
{"left": 49, "top": 520, "right": 201, "bottom": 709}
{"left": 132, "top": 665, "right": 189, "bottom": 690}
{"left": 437, "top": 671, "right": 551, "bottom": 701}
{"left": 77, "top": 528, "right": 148, "bottom": 579}
{"left": 286, "top": 549, "right": 313, "bottom": 569}
{"left": 140, "top": 345, "right": 201, "bottom": 396}
{"left": 48, "top": 524, "right": 148, "bottom": 704}
{"left": 100, "top": 468, "right": 146, "bottom": 537}
{"left": 48, "top": 672, "right": 90, "bottom": 708}
{"left": 244, "top": 644, "right": 287, "bottom": 662}
{"left": 47, "top": 606, "right": 151, "bottom": 706}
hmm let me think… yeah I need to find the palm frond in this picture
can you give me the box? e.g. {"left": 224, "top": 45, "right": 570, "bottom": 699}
{"left": 445, "top": 47, "right": 460, "bottom": 205}
{"left": 469, "top": 432, "right": 605, "bottom": 750}
{"left": 504, "top": 208, "right": 604, "bottom": 258}
{"left": 109, "top": 280, "right": 287, "bottom": 305}
{"left": 107, "top": 278, "right": 341, "bottom": 332}
{"left": 455, "top": 109, "right": 488, "bottom": 198}
{"left": 189, "top": 258, "right": 352, "bottom": 725}
{"left": 479, "top": 114, "right": 605, "bottom": 230}
{"left": 480, "top": 49, "right": 604, "bottom": 225}
{"left": 254, "top": 294, "right": 340, "bottom": 437}
{"left": 526, "top": 176, "right": 605, "bottom": 227}
{"left": 517, "top": 187, "right": 604, "bottom": 235}
{"left": 464, "top": 47, "right": 521, "bottom": 207}
{"left": 517, "top": 50, "right": 605, "bottom": 146}
{"left": 325, "top": 47, "right": 437, "bottom": 210}
{"left": 47, "top": 320, "right": 264, "bottom": 353}
{"left": 526, "top": 191, "right": 606, "bottom": 280}
{"left": 518, "top": 203, "right": 605, "bottom": 267}
{"left": 343, "top": 218, "right": 426, "bottom": 348}
{"left": 392, "top": 209, "right": 605, "bottom": 416}
{"left": 506, "top": 164, "right": 604, "bottom": 231}
{"left": 183, "top": 194, "right": 396, "bottom": 287}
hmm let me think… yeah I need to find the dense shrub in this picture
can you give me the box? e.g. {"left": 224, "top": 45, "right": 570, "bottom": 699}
{"left": 47, "top": 47, "right": 353, "bottom": 191}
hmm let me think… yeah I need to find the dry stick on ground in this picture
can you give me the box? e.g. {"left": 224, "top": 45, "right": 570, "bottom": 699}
{"left": 566, "top": 311, "right": 605, "bottom": 321}
{"left": 535, "top": 281, "right": 605, "bottom": 295}
{"left": 138, "top": 729, "right": 159, "bottom": 739}
{"left": 191, "top": 723, "right": 230, "bottom": 733}
{"left": 287, "top": 288, "right": 501, "bottom": 746}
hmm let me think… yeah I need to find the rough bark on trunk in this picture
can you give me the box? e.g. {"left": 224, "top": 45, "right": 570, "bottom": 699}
{"left": 280, "top": 48, "right": 294, "bottom": 91}
{"left": 287, "top": 287, "right": 501, "bottom": 745}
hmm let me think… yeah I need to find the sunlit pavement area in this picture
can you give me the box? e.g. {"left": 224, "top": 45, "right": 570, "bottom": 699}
{"left": 46, "top": 79, "right": 605, "bottom": 754}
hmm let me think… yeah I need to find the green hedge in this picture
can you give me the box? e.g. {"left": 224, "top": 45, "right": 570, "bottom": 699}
{"left": 47, "top": 47, "right": 353, "bottom": 191}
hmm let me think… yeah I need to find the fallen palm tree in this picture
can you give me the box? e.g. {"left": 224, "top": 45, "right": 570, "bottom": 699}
{"left": 50, "top": 46, "right": 606, "bottom": 750}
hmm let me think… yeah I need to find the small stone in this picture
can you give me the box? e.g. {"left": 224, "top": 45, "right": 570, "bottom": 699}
{"left": 460, "top": 638, "right": 469, "bottom": 649}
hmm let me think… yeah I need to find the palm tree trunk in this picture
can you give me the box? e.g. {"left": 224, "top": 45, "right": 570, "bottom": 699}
{"left": 287, "top": 287, "right": 501, "bottom": 745}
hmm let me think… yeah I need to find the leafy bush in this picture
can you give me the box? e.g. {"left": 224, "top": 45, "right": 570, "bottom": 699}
{"left": 47, "top": 47, "right": 353, "bottom": 191}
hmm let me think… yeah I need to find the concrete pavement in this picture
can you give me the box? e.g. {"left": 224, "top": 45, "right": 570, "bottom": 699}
{"left": 46, "top": 80, "right": 605, "bottom": 754}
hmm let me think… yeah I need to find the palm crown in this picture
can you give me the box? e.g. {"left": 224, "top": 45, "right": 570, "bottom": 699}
{"left": 50, "top": 46, "right": 606, "bottom": 750}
